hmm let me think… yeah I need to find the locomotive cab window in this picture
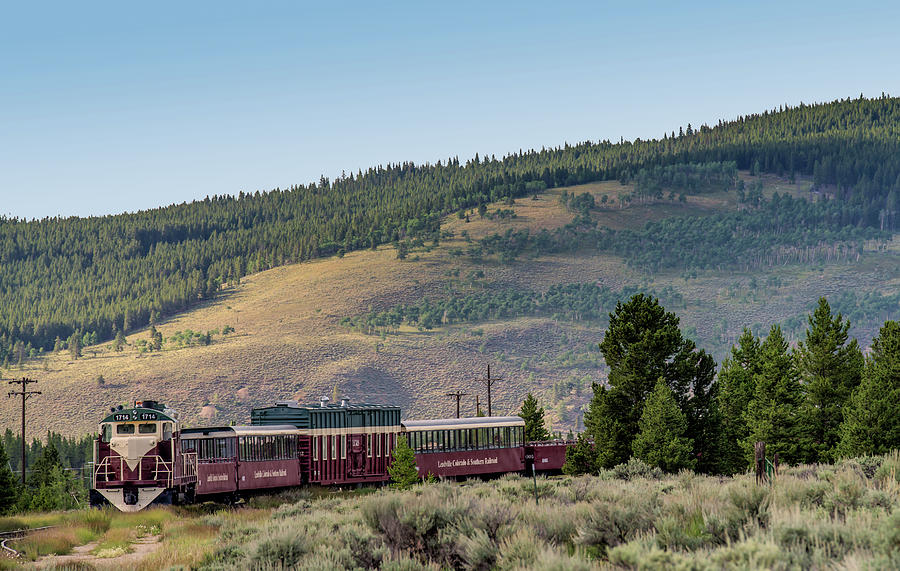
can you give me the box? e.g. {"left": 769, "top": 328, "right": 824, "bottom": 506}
{"left": 138, "top": 423, "right": 157, "bottom": 434}
{"left": 116, "top": 424, "right": 135, "bottom": 435}
{"left": 101, "top": 424, "right": 112, "bottom": 442}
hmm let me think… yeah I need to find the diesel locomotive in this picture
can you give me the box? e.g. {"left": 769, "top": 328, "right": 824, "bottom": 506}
{"left": 91, "top": 398, "right": 571, "bottom": 512}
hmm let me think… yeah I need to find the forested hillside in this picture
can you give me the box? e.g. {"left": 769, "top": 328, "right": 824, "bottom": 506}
{"left": 1, "top": 95, "right": 899, "bottom": 367}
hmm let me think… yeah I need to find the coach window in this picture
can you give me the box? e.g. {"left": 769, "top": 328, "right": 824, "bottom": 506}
{"left": 367, "top": 434, "right": 373, "bottom": 457}
{"left": 341, "top": 435, "right": 347, "bottom": 460}
{"left": 331, "top": 435, "right": 336, "bottom": 460}
{"left": 376, "top": 433, "right": 381, "bottom": 457}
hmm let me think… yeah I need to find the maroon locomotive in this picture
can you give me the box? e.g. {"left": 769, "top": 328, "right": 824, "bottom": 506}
{"left": 91, "top": 398, "right": 572, "bottom": 511}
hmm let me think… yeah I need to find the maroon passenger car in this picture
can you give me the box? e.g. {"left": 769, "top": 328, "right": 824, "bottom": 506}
{"left": 180, "top": 425, "right": 302, "bottom": 498}
{"left": 402, "top": 416, "right": 526, "bottom": 478}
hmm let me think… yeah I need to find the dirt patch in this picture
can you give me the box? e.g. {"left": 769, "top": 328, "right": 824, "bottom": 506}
{"left": 34, "top": 535, "right": 161, "bottom": 569}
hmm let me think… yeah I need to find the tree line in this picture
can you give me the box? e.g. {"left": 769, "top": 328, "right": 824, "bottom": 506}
{"left": 2, "top": 95, "right": 900, "bottom": 364}
{"left": 340, "top": 283, "right": 684, "bottom": 334}
{"left": 563, "top": 295, "right": 900, "bottom": 476}
{"left": 468, "top": 191, "right": 891, "bottom": 272}
{"left": 0, "top": 430, "right": 92, "bottom": 513}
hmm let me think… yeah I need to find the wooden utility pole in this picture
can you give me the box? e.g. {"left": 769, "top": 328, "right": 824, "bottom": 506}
{"left": 7, "top": 378, "right": 40, "bottom": 484}
{"left": 474, "top": 364, "right": 503, "bottom": 417}
{"left": 475, "top": 395, "right": 482, "bottom": 417}
{"left": 445, "top": 391, "right": 468, "bottom": 418}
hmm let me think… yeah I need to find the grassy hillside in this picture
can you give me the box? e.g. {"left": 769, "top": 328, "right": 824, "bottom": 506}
{"left": 2, "top": 96, "right": 900, "bottom": 366}
{"left": 2, "top": 171, "right": 897, "bottom": 438}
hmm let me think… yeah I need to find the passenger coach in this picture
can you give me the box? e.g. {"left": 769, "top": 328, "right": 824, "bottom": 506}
{"left": 401, "top": 416, "right": 526, "bottom": 477}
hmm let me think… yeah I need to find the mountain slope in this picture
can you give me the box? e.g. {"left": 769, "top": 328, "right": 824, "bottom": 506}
{"left": 3, "top": 175, "right": 897, "bottom": 438}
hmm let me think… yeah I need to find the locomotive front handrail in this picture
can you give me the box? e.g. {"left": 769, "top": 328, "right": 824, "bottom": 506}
{"left": 93, "top": 455, "right": 174, "bottom": 487}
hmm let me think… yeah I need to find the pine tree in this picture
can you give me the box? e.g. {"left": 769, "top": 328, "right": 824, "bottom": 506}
{"left": 114, "top": 328, "right": 126, "bottom": 352}
{"left": 584, "top": 383, "right": 630, "bottom": 469}
{"left": 22, "top": 443, "right": 81, "bottom": 511}
{"left": 387, "top": 436, "right": 419, "bottom": 489}
{"left": 520, "top": 393, "right": 550, "bottom": 441}
{"left": 591, "top": 294, "right": 717, "bottom": 469}
{"left": 632, "top": 378, "right": 695, "bottom": 472}
{"left": 562, "top": 433, "right": 596, "bottom": 475}
{"left": 0, "top": 439, "right": 18, "bottom": 514}
{"left": 796, "top": 298, "right": 863, "bottom": 462}
{"left": 837, "top": 320, "right": 900, "bottom": 457}
{"left": 716, "top": 328, "right": 761, "bottom": 475}
{"left": 68, "top": 331, "right": 82, "bottom": 359}
{"left": 149, "top": 326, "right": 162, "bottom": 352}
{"left": 742, "top": 325, "right": 803, "bottom": 464}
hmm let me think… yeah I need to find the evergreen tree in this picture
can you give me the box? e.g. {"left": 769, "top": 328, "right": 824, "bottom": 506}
{"left": 742, "top": 325, "right": 803, "bottom": 464}
{"left": 22, "top": 443, "right": 82, "bottom": 511}
{"left": 387, "top": 436, "right": 419, "bottom": 490}
{"left": 584, "top": 383, "right": 630, "bottom": 469}
{"left": 562, "top": 433, "right": 596, "bottom": 476}
{"left": 114, "top": 328, "right": 126, "bottom": 352}
{"left": 715, "top": 328, "right": 762, "bottom": 475}
{"left": 520, "top": 393, "right": 550, "bottom": 441}
{"left": 796, "top": 298, "right": 863, "bottom": 462}
{"left": 590, "top": 294, "right": 716, "bottom": 469}
{"left": 148, "top": 326, "right": 162, "bottom": 352}
{"left": 68, "top": 331, "right": 81, "bottom": 359}
{"left": 837, "top": 321, "right": 900, "bottom": 456}
{"left": 0, "top": 439, "right": 18, "bottom": 514}
{"left": 632, "top": 378, "right": 695, "bottom": 472}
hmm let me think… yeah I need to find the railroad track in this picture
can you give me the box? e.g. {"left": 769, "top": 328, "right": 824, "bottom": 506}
{"left": 0, "top": 526, "right": 55, "bottom": 558}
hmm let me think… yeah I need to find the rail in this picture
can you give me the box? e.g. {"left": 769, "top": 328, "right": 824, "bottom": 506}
{"left": 0, "top": 526, "right": 56, "bottom": 559}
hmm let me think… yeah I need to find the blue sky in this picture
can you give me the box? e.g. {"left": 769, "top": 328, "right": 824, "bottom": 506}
{"left": 2, "top": 1, "right": 899, "bottom": 219}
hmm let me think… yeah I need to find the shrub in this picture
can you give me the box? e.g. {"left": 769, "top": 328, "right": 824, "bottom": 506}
{"left": 611, "top": 457, "right": 663, "bottom": 481}
{"left": 655, "top": 508, "right": 714, "bottom": 551}
{"left": 727, "top": 481, "right": 770, "bottom": 528}
{"left": 574, "top": 493, "right": 659, "bottom": 557}
{"left": 607, "top": 540, "right": 687, "bottom": 570}
{"left": 249, "top": 531, "right": 309, "bottom": 568}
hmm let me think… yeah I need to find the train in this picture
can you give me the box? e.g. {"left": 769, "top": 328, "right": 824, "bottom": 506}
{"left": 90, "top": 398, "right": 573, "bottom": 512}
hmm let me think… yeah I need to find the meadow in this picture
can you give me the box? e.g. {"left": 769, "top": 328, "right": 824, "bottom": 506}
{"left": 5, "top": 451, "right": 900, "bottom": 569}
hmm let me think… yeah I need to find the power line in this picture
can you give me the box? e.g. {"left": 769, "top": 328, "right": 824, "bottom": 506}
{"left": 444, "top": 391, "right": 468, "bottom": 418}
{"left": 7, "top": 377, "right": 41, "bottom": 484}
